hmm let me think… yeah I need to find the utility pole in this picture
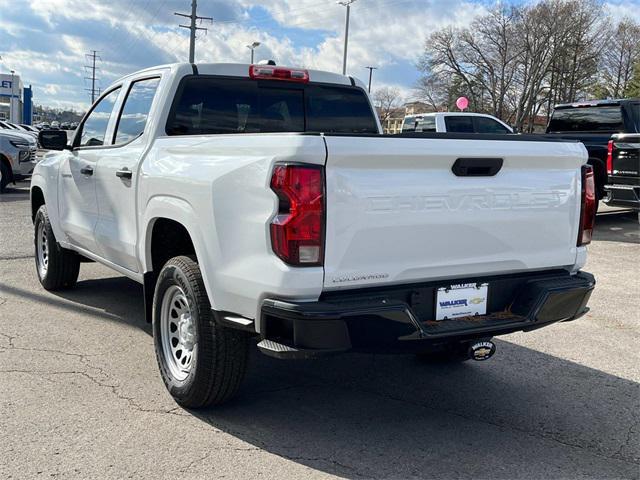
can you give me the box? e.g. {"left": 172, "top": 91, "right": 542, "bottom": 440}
{"left": 175, "top": 0, "right": 213, "bottom": 63}
{"left": 338, "top": 0, "right": 357, "bottom": 75}
{"left": 84, "top": 50, "right": 100, "bottom": 104}
{"left": 365, "top": 66, "right": 377, "bottom": 93}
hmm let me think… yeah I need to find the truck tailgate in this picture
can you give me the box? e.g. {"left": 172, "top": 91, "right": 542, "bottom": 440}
{"left": 323, "top": 135, "right": 586, "bottom": 289}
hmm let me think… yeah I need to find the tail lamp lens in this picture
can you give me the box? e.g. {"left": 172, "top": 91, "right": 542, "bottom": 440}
{"left": 578, "top": 165, "right": 596, "bottom": 246}
{"left": 606, "top": 140, "right": 614, "bottom": 175}
{"left": 270, "top": 164, "right": 324, "bottom": 266}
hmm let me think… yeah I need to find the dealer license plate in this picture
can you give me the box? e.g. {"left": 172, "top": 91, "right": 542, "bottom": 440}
{"left": 435, "top": 283, "right": 489, "bottom": 321}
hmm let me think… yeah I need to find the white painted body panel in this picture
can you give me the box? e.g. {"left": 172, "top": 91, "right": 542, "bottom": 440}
{"left": 322, "top": 136, "right": 587, "bottom": 289}
{"left": 31, "top": 63, "right": 588, "bottom": 333}
{"left": 139, "top": 134, "right": 327, "bottom": 325}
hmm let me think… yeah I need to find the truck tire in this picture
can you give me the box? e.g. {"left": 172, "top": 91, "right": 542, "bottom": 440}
{"left": 0, "top": 160, "right": 10, "bottom": 193}
{"left": 153, "top": 255, "right": 249, "bottom": 408}
{"left": 34, "top": 205, "right": 80, "bottom": 290}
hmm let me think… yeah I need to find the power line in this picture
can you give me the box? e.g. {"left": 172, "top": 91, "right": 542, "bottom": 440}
{"left": 175, "top": 0, "right": 213, "bottom": 63}
{"left": 84, "top": 50, "right": 101, "bottom": 103}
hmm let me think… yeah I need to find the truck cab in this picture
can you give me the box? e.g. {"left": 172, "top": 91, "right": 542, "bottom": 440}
{"left": 401, "top": 112, "right": 513, "bottom": 134}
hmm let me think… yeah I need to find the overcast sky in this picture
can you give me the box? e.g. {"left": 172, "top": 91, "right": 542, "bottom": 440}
{"left": 1, "top": 0, "right": 638, "bottom": 111}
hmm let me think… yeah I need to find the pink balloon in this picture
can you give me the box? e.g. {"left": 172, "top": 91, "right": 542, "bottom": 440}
{"left": 456, "top": 96, "right": 469, "bottom": 111}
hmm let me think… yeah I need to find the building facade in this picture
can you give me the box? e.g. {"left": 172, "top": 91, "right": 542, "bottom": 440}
{"left": 0, "top": 73, "right": 32, "bottom": 124}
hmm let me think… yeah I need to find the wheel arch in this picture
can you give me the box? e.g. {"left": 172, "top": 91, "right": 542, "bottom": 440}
{"left": 30, "top": 185, "right": 45, "bottom": 222}
{"left": 0, "top": 153, "right": 14, "bottom": 185}
{"left": 141, "top": 196, "right": 219, "bottom": 322}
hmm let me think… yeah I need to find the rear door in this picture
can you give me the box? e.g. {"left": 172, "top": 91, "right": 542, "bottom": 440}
{"left": 444, "top": 116, "right": 474, "bottom": 133}
{"left": 94, "top": 76, "right": 161, "bottom": 272}
{"left": 473, "top": 116, "right": 511, "bottom": 134}
{"left": 322, "top": 136, "right": 585, "bottom": 289}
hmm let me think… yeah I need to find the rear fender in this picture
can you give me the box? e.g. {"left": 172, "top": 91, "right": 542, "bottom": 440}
{"left": 141, "top": 195, "right": 220, "bottom": 310}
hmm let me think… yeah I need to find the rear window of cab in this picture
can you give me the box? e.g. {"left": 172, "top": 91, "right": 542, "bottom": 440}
{"left": 166, "top": 76, "right": 379, "bottom": 135}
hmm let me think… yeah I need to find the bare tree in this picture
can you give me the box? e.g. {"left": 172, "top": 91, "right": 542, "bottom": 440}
{"left": 373, "top": 87, "right": 402, "bottom": 122}
{"left": 416, "top": 0, "right": 619, "bottom": 132}
{"left": 597, "top": 18, "right": 640, "bottom": 97}
{"left": 625, "top": 61, "right": 640, "bottom": 97}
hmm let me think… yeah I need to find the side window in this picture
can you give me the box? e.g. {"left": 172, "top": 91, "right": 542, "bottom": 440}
{"left": 114, "top": 78, "right": 160, "bottom": 144}
{"left": 416, "top": 116, "right": 436, "bottom": 132}
{"left": 445, "top": 116, "right": 474, "bottom": 133}
{"left": 79, "top": 88, "right": 121, "bottom": 147}
{"left": 474, "top": 116, "right": 510, "bottom": 134}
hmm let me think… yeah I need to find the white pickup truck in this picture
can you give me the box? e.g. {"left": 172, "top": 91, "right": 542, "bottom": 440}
{"left": 402, "top": 112, "right": 514, "bottom": 134}
{"left": 32, "top": 63, "right": 596, "bottom": 408}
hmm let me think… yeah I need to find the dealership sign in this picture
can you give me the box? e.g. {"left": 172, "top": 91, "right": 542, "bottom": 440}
{"left": 0, "top": 74, "right": 22, "bottom": 97}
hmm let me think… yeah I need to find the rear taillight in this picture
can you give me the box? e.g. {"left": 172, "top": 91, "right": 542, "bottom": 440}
{"left": 249, "top": 65, "right": 309, "bottom": 83}
{"left": 270, "top": 164, "right": 324, "bottom": 266}
{"left": 578, "top": 165, "right": 596, "bottom": 246}
{"left": 606, "top": 139, "right": 614, "bottom": 175}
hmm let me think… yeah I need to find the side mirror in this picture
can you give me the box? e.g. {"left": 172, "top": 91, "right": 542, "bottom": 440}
{"left": 39, "top": 129, "right": 69, "bottom": 150}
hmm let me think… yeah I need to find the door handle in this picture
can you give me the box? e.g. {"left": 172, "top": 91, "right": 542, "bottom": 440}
{"left": 80, "top": 166, "right": 94, "bottom": 176}
{"left": 116, "top": 168, "right": 132, "bottom": 179}
{"left": 452, "top": 158, "right": 503, "bottom": 177}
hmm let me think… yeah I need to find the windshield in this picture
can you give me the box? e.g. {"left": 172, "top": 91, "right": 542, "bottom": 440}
{"left": 548, "top": 106, "right": 624, "bottom": 132}
{"left": 167, "top": 77, "right": 379, "bottom": 135}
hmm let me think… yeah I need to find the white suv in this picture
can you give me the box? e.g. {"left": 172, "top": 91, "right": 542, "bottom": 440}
{"left": 0, "top": 129, "right": 38, "bottom": 192}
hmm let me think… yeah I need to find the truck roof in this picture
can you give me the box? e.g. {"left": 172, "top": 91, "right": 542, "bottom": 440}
{"left": 405, "top": 112, "right": 502, "bottom": 118}
{"left": 554, "top": 98, "right": 639, "bottom": 109}
{"left": 114, "top": 62, "right": 362, "bottom": 89}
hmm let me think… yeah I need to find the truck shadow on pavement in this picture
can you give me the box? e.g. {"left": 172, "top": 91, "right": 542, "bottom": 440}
{"left": 0, "top": 276, "right": 150, "bottom": 335}
{"left": 2, "top": 275, "right": 638, "bottom": 478}
{"left": 188, "top": 340, "right": 640, "bottom": 479}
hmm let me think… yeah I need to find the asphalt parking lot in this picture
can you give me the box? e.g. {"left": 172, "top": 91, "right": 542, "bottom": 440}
{"left": 1, "top": 181, "right": 638, "bottom": 479}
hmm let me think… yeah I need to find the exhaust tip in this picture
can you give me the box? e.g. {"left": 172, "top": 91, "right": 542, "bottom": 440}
{"left": 468, "top": 340, "right": 496, "bottom": 361}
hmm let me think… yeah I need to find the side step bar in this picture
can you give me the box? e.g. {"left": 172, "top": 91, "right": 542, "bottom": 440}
{"left": 257, "top": 339, "right": 347, "bottom": 359}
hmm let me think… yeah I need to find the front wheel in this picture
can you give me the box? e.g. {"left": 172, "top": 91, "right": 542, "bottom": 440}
{"left": 0, "top": 161, "right": 10, "bottom": 193}
{"left": 34, "top": 205, "right": 80, "bottom": 290}
{"left": 153, "top": 256, "right": 249, "bottom": 408}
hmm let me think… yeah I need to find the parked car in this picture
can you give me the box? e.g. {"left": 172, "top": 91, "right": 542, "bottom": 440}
{"left": 60, "top": 122, "right": 71, "bottom": 130}
{"left": 20, "top": 124, "right": 39, "bottom": 133}
{"left": 401, "top": 112, "right": 513, "bottom": 134}
{"left": 4, "top": 122, "right": 39, "bottom": 142}
{"left": 0, "top": 129, "right": 38, "bottom": 192}
{"left": 50, "top": 121, "right": 60, "bottom": 129}
{"left": 544, "top": 98, "right": 640, "bottom": 203}
{"left": 604, "top": 133, "right": 640, "bottom": 216}
{"left": 32, "top": 62, "right": 596, "bottom": 408}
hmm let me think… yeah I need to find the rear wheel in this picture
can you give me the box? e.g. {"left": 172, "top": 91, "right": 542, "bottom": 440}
{"left": 34, "top": 205, "right": 80, "bottom": 290}
{"left": 153, "top": 256, "right": 249, "bottom": 408}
